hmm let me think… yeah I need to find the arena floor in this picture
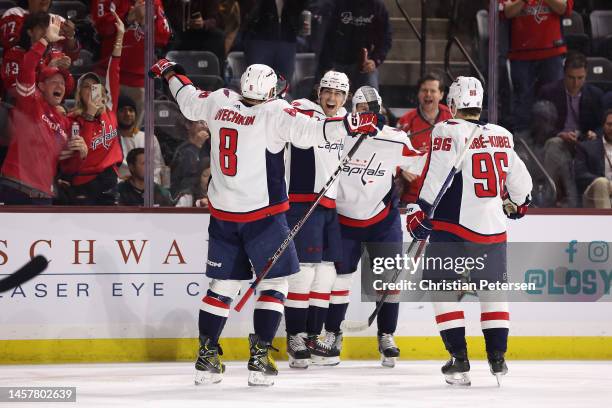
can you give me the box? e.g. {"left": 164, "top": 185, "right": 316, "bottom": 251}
{"left": 1, "top": 360, "right": 610, "bottom": 407}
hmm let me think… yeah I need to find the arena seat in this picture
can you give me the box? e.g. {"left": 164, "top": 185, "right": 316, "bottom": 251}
{"left": 586, "top": 56, "right": 612, "bottom": 91}
{"left": 226, "top": 51, "right": 246, "bottom": 90}
{"left": 166, "top": 51, "right": 220, "bottom": 77}
{"left": 292, "top": 53, "right": 317, "bottom": 92}
{"left": 589, "top": 10, "right": 612, "bottom": 57}
{"left": 562, "top": 11, "right": 590, "bottom": 55}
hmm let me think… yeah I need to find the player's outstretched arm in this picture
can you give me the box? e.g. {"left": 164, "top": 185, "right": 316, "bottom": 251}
{"left": 271, "top": 105, "right": 384, "bottom": 150}
{"left": 149, "top": 58, "right": 212, "bottom": 121}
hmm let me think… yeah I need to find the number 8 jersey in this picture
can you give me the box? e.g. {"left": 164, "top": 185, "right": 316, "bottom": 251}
{"left": 418, "top": 118, "right": 533, "bottom": 242}
{"left": 168, "top": 76, "right": 347, "bottom": 222}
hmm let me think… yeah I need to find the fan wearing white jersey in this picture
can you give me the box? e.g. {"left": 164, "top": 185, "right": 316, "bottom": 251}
{"left": 283, "top": 71, "right": 350, "bottom": 369}
{"left": 405, "top": 77, "right": 533, "bottom": 386}
{"left": 322, "top": 87, "right": 425, "bottom": 367}
{"left": 149, "top": 60, "right": 384, "bottom": 387}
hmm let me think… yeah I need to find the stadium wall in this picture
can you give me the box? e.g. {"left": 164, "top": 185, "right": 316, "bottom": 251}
{"left": 0, "top": 211, "right": 611, "bottom": 363}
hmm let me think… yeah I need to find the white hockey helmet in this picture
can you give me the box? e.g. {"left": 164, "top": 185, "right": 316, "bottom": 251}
{"left": 352, "top": 86, "right": 382, "bottom": 113}
{"left": 319, "top": 70, "right": 350, "bottom": 95}
{"left": 240, "top": 64, "right": 278, "bottom": 101}
{"left": 447, "top": 76, "right": 483, "bottom": 111}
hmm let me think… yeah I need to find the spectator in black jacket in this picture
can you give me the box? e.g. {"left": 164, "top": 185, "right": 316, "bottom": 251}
{"left": 170, "top": 119, "right": 210, "bottom": 198}
{"left": 118, "top": 148, "right": 173, "bottom": 206}
{"left": 536, "top": 53, "right": 604, "bottom": 207}
{"left": 538, "top": 53, "right": 604, "bottom": 139}
{"left": 575, "top": 109, "right": 612, "bottom": 209}
{"left": 241, "top": 0, "right": 308, "bottom": 82}
{"left": 316, "top": 0, "right": 392, "bottom": 91}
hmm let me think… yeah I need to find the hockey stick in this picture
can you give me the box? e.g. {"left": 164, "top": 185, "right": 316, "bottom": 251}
{"left": 0, "top": 255, "right": 49, "bottom": 293}
{"left": 234, "top": 87, "right": 382, "bottom": 312}
{"left": 341, "top": 123, "right": 483, "bottom": 332}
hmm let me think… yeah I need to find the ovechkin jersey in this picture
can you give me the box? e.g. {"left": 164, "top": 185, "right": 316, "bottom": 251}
{"left": 168, "top": 75, "right": 347, "bottom": 222}
{"left": 418, "top": 118, "right": 533, "bottom": 243}
{"left": 285, "top": 98, "right": 348, "bottom": 207}
{"left": 336, "top": 125, "right": 425, "bottom": 227}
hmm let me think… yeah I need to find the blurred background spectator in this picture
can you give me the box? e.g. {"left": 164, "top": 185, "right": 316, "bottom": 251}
{"left": 538, "top": 52, "right": 603, "bottom": 140}
{"left": 170, "top": 118, "right": 210, "bottom": 199}
{"left": 120, "top": 0, "right": 171, "bottom": 127}
{"left": 117, "top": 94, "right": 165, "bottom": 184}
{"left": 317, "top": 0, "right": 391, "bottom": 91}
{"left": 537, "top": 52, "right": 604, "bottom": 207}
{"left": 118, "top": 147, "right": 173, "bottom": 205}
{"left": 164, "top": 0, "right": 240, "bottom": 63}
{"left": 1, "top": 11, "right": 71, "bottom": 100}
{"left": 500, "top": 0, "right": 573, "bottom": 131}
{"left": 575, "top": 109, "right": 612, "bottom": 208}
{"left": 241, "top": 0, "right": 308, "bottom": 84}
{"left": 1, "top": 0, "right": 80, "bottom": 61}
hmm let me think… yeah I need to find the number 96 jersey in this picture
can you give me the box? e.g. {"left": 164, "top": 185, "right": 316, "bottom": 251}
{"left": 167, "top": 76, "right": 347, "bottom": 222}
{"left": 418, "top": 119, "right": 533, "bottom": 243}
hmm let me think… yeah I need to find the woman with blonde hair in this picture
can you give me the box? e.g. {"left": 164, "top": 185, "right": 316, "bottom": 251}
{"left": 66, "top": 12, "right": 125, "bottom": 205}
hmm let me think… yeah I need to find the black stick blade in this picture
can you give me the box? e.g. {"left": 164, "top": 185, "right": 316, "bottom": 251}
{"left": 0, "top": 255, "right": 49, "bottom": 293}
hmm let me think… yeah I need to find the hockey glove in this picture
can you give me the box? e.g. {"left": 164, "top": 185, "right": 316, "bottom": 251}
{"left": 502, "top": 193, "right": 530, "bottom": 220}
{"left": 343, "top": 112, "right": 385, "bottom": 137}
{"left": 405, "top": 203, "right": 432, "bottom": 241}
{"left": 148, "top": 58, "right": 186, "bottom": 79}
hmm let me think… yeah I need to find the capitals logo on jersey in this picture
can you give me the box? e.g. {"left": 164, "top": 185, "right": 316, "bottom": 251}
{"left": 91, "top": 122, "right": 118, "bottom": 150}
{"left": 318, "top": 141, "right": 344, "bottom": 159}
{"left": 342, "top": 153, "right": 386, "bottom": 185}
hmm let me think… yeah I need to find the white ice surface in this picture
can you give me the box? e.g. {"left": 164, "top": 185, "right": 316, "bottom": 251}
{"left": 0, "top": 361, "right": 610, "bottom": 408}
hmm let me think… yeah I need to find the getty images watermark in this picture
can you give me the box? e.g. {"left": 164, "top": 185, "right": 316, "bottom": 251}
{"left": 360, "top": 241, "right": 612, "bottom": 302}
{"left": 370, "top": 251, "right": 535, "bottom": 292}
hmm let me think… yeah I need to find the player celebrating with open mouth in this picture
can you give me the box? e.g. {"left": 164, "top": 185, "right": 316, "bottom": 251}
{"left": 283, "top": 71, "right": 351, "bottom": 368}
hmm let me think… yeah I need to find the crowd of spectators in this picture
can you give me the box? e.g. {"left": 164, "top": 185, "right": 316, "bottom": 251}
{"left": 0, "top": 0, "right": 610, "bottom": 209}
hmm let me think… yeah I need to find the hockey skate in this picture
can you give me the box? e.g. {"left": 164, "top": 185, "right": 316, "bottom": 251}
{"left": 247, "top": 333, "right": 279, "bottom": 386}
{"left": 378, "top": 333, "right": 400, "bottom": 368}
{"left": 308, "top": 331, "right": 341, "bottom": 366}
{"left": 441, "top": 350, "right": 471, "bottom": 386}
{"left": 287, "top": 332, "right": 310, "bottom": 369}
{"left": 487, "top": 351, "right": 508, "bottom": 387}
{"left": 194, "top": 335, "right": 225, "bottom": 385}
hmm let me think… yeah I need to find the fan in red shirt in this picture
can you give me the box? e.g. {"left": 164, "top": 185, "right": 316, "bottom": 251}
{"left": 397, "top": 73, "right": 452, "bottom": 204}
{"left": 93, "top": 0, "right": 171, "bottom": 127}
{"left": 65, "top": 11, "right": 125, "bottom": 205}
{"left": 91, "top": 0, "right": 132, "bottom": 71}
{"left": 0, "top": 0, "right": 80, "bottom": 60}
{"left": 1, "top": 11, "right": 72, "bottom": 99}
{"left": 0, "top": 16, "right": 87, "bottom": 205}
{"left": 499, "top": 0, "right": 573, "bottom": 131}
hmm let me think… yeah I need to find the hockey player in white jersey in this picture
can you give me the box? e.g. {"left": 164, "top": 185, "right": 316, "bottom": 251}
{"left": 323, "top": 87, "right": 425, "bottom": 367}
{"left": 149, "top": 60, "right": 384, "bottom": 386}
{"left": 283, "top": 71, "right": 350, "bottom": 368}
{"left": 405, "top": 76, "right": 533, "bottom": 386}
